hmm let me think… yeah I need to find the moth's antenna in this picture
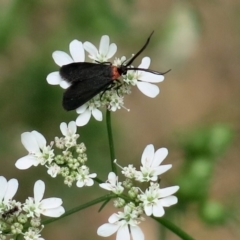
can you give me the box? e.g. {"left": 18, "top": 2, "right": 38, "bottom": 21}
{"left": 125, "top": 68, "right": 171, "bottom": 75}
{"left": 125, "top": 31, "right": 154, "bottom": 67}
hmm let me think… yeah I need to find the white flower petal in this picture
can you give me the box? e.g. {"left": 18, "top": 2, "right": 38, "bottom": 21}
{"left": 76, "top": 110, "right": 91, "bottom": 126}
{"left": 76, "top": 181, "right": 84, "bottom": 188}
{"left": 159, "top": 186, "right": 179, "bottom": 198}
{"left": 99, "top": 35, "right": 110, "bottom": 56}
{"left": 108, "top": 172, "right": 117, "bottom": 184}
{"left": 117, "top": 225, "right": 130, "bottom": 240}
{"left": 60, "top": 80, "right": 71, "bottom": 89}
{"left": 21, "top": 132, "right": 39, "bottom": 153}
{"left": 85, "top": 178, "right": 94, "bottom": 186}
{"left": 138, "top": 71, "right": 164, "bottom": 83}
{"left": 109, "top": 213, "right": 119, "bottom": 223}
{"left": 0, "top": 176, "right": 7, "bottom": 202}
{"left": 159, "top": 196, "right": 178, "bottom": 207}
{"left": 97, "top": 223, "right": 119, "bottom": 237}
{"left": 153, "top": 203, "right": 165, "bottom": 217}
{"left": 92, "top": 108, "right": 103, "bottom": 121}
{"left": 99, "top": 183, "right": 113, "bottom": 191}
{"left": 76, "top": 104, "right": 88, "bottom": 114}
{"left": 83, "top": 42, "right": 98, "bottom": 58}
{"left": 42, "top": 206, "right": 65, "bottom": 217}
{"left": 137, "top": 82, "right": 159, "bottom": 98}
{"left": 46, "top": 72, "right": 62, "bottom": 85}
{"left": 69, "top": 40, "right": 85, "bottom": 62}
{"left": 52, "top": 51, "right": 73, "bottom": 66}
{"left": 41, "top": 198, "right": 63, "bottom": 209}
{"left": 154, "top": 165, "right": 172, "bottom": 175}
{"left": 138, "top": 57, "right": 150, "bottom": 69}
{"left": 4, "top": 179, "right": 18, "bottom": 203}
{"left": 68, "top": 121, "right": 77, "bottom": 134}
{"left": 144, "top": 205, "right": 153, "bottom": 216}
{"left": 106, "top": 43, "right": 117, "bottom": 59}
{"left": 88, "top": 173, "right": 97, "bottom": 178}
{"left": 31, "top": 131, "right": 46, "bottom": 149}
{"left": 60, "top": 122, "right": 67, "bottom": 136}
{"left": 15, "top": 156, "right": 39, "bottom": 169}
{"left": 141, "top": 144, "right": 154, "bottom": 167}
{"left": 34, "top": 180, "right": 45, "bottom": 202}
{"left": 131, "top": 225, "right": 144, "bottom": 240}
{"left": 152, "top": 148, "right": 168, "bottom": 167}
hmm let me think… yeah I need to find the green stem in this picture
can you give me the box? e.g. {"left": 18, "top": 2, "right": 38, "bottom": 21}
{"left": 106, "top": 110, "right": 117, "bottom": 174}
{"left": 94, "top": 177, "right": 104, "bottom": 184}
{"left": 152, "top": 217, "right": 195, "bottom": 240}
{"left": 42, "top": 194, "right": 114, "bottom": 225}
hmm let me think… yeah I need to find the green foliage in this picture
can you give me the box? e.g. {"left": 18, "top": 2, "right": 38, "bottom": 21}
{"left": 176, "top": 124, "right": 234, "bottom": 224}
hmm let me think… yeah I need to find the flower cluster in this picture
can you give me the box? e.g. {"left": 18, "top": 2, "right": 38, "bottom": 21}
{"left": 15, "top": 121, "right": 97, "bottom": 187}
{"left": 0, "top": 176, "right": 64, "bottom": 240}
{"left": 47, "top": 35, "right": 165, "bottom": 126}
{"left": 97, "top": 144, "right": 179, "bottom": 240}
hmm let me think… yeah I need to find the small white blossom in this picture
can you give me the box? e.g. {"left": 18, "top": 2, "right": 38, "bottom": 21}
{"left": 97, "top": 204, "right": 144, "bottom": 240}
{"left": 60, "top": 121, "right": 79, "bottom": 147}
{"left": 23, "top": 180, "right": 65, "bottom": 218}
{"left": 75, "top": 100, "right": 102, "bottom": 126}
{"left": 46, "top": 40, "right": 85, "bottom": 89}
{"left": 76, "top": 166, "right": 97, "bottom": 187}
{"left": 113, "top": 56, "right": 127, "bottom": 67}
{"left": 121, "top": 165, "right": 138, "bottom": 179}
{"left": 139, "top": 183, "right": 179, "bottom": 217}
{"left": 99, "top": 172, "right": 124, "bottom": 195}
{"left": 84, "top": 35, "right": 117, "bottom": 62}
{"left": 136, "top": 144, "right": 172, "bottom": 182}
{"left": 54, "top": 136, "right": 65, "bottom": 149}
{"left": 22, "top": 227, "right": 44, "bottom": 240}
{"left": 15, "top": 131, "right": 54, "bottom": 170}
{"left": 47, "top": 164, "right": 61, "bottom": 178}
{"left": 123, "top": 57, "right": 164, "bottom": 98}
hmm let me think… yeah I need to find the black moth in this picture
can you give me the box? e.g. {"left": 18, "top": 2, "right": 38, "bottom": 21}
{"left": 60, "top": 31, "right": 167, "bottom": 111}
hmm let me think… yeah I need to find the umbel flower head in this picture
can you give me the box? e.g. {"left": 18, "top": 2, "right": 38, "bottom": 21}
{"left": 0, "top": 177, "right": 65, "bottom": 240}
{"left": 15, "top": 121, "right": 97, "bottom": 188}
{"left": 47, "top": 33, "right": 167, "bottom": 126}
{"left": 97, "top": 144, "right": 179, "bottom": 240}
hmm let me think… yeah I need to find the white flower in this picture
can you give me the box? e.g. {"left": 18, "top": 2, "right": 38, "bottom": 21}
{"left": 99, "top": 172, "right": 124, "bottom": 195}
{"left": 97, "top": 204, "right": 144, "bottom": 240}
{"left": 84, "top": 35, "right": 117, "bottom": 62}
{"left": 113, "top": 56, "right": 127, "bottom": 67}
{"left": 76, "top": 166, "right": 97, "bottom": 187}
{"left": 139, "top": 183, "right": 179, "bottom": 217}
{"left": 23, "top": 180, "right": 65, "bottom": 218}
{"left": 136, "top": 144, "right": 172, "bottom": 182}
{"left": 47, "top": 164, "right": 61, "bottom": 178}
{"left": 123, "top": 57, "right": 164, "bottom": 98}
{"left": 0, "top": 176, "right": 18, "bottom": 206}
{"left": 23, "top": 227, "right": 44, "bottom": 240}
{"left": 15, "top": 131, "right": 54, "bottom": 170}
{"left": 46, "top": 40, "right": 85, "bottom": 89}
{"left": 75, "top": 100, "right": 103, "bottom": 126}
{"left": 121, "top": 165, "right": 137, "bottom": 179}
{"left": 60, "top": 121, "right": 79, "bottom": 147}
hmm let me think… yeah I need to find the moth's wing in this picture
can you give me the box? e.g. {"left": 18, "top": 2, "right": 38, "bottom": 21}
{"left": 62, "top": 78, "right": 111, "bottom": 111}
{"left": 60, "top": 62, "right": 111, "bottom": 83}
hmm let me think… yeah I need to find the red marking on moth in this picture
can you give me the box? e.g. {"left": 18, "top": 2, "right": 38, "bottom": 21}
{"left": 111, "top": 66, "right": 121, "bottom": 80}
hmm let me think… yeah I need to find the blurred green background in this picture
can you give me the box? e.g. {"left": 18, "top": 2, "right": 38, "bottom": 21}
{"left": 0, "top": 0, "right": 240, "bottom": 239}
